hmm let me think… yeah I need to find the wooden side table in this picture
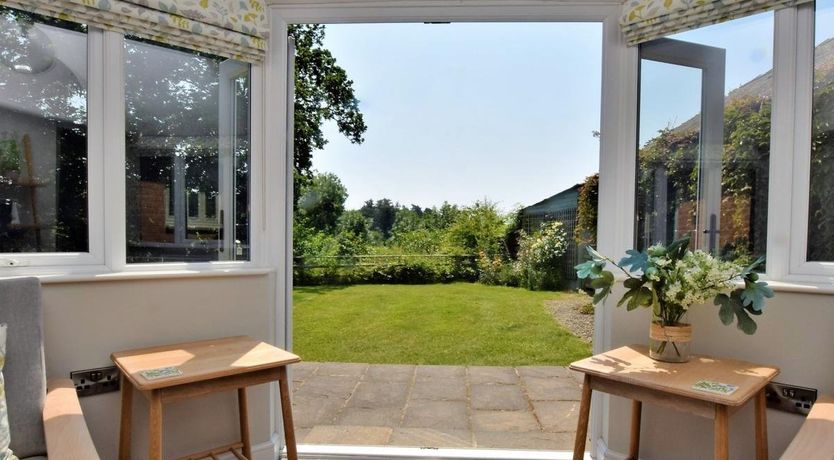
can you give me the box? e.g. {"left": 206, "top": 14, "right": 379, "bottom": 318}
{"left": 112, "top": 336, "right": 302, "bottom": 460}
{"left": 569, "top": 345, "right": 779, "bottom": 460}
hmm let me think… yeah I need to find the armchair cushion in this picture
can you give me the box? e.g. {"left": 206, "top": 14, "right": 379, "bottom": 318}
{"left": 0, "top": 324, "right": 18, "bottom": 460}
{"left": 0, "top": 278, "right": 46, "bottom": 458}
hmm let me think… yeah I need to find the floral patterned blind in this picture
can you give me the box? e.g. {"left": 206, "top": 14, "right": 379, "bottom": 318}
{"left": 621, "top": 0, "right": 812, "bottom": 45}
{"left": 0, "top": 0, "right": 268, "bottom": 62}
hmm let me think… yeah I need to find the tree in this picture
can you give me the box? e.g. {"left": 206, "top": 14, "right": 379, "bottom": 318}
{"left": 360, "top": 198, "right": 399, "bottom": 239}
{"left": 291, "top": 25, "right": 367, "bottom": 196}
{"left": 445, "top": 200, "right": 507, "bottom": 256}
{"left": 297, "top": 172, "right": 348, "bottom": 233}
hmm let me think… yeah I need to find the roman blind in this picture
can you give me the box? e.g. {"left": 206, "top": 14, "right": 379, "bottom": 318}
{"left": 621, "top": 0, "right": 813, "bottom": 45}
{"left": 0, "top": 0, "right": 268, "bottom": 63}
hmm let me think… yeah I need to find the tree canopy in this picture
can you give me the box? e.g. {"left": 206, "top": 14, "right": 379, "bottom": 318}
{"left": 290, "top": 24, "right": 367, "bottom": 196}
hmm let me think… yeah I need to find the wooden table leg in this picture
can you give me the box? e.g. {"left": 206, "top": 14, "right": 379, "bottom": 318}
{"left": 278, "top": 367, "right": 298, "bottom": 460}
{"left": 628, "top": 400, "right": 642, "bottom": 460}
{"left": 754, "top": 389, "right": 768, "bottom": 460}
{"left": 149, "top": 391, "right": 163, "bottom": 460}
{"left": 573, "top": 374, "right": 592, "bottom": 460}
{"left": 119, "top": 375, "right": 133, "bottom": 460}
{"left": 238, "top": 387, "right": 252, "bottom": 459}
{"left": 714, "top": 404, "right": 729, "bottom": 460}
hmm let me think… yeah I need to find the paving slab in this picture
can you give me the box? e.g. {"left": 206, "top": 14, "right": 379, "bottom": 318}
{"left": 410, "top": 380, "right": 467, "bottom": 401}
{"left": 365, "top": 364, "right": 416, "bottom": 383}
{"left": 471, "top": 410, "right": 540, "bottom": 432}
{"left": 470, "top": 384, "right": 528, "bottom": 411}
{"left": 294, "top": 375, "right": 359, "bottom": 400}
{"left": 521, "top": 376, "right": 582, "bottom": 401}
{"left": 402, "top": 400, "right": 469, "bottom": 429}
{"left": 316, "top": 362, "right": 369, "bottom": 378}
{"left": 336, "top": 406, "right": 403, "bottom": 427}
{"left": 304, "top": 425, "right": 392, "bottom": 445}
{"left": 293, "top": 362, "right": 583, "bottom": 451}
{"left": 517, "top": 366, "right": 572, "bottom": 379}
{"left": 415, "top": 365, "right": 466, "bottom": 381}
{"left": 293, "top": 362, "right": 320, "bottom": 379}
{"left": 531, "top": 400, "right": 582, "bottom": 432}
{"left": 292, "top": 394, "right": 348, "bottom": 428}
{"left": 388, "top": 428, "right": 473, "bottom": 448}
{"left": 347, "top": 381, "right": 410, "bottom": 408}
{"left": 467, "top": 366, "right": 519, "bottom": 385}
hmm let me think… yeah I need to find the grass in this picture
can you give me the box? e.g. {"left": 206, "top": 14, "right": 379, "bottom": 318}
{"left": 293, "top": 283, "right": 592, "bottom": 366}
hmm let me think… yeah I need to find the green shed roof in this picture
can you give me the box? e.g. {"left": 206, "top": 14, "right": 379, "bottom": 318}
{"left": 522, "top": 183, "right": 582, "bottom": 216}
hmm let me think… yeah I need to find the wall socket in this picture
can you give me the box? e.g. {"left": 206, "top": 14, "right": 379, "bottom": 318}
{"left": 70, "top": 366, "right": 121, "bottom": 397}
{"left": 765, "top": 381, "right": 818, "bottom": 415}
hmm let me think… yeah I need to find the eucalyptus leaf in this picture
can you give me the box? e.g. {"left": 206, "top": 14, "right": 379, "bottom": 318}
{"left": 575, "top": 260, "right": 596, "bottom": 279}
{"left": 739, "top": 280, "right": 774, "bottom": 312}
{"left": 714, "top": 294, "right": 735, "bottom": 326}
{"left": 713, "top": 291, "right": 759, "bottom": 334}
{"left": 623, "top": 278, "right": 643, "bottom": 289}
{"left": 593, "top": 285, "right": 611, "bottom": 304}
{"left": 665, "top": 235, "right": 692, "bottom": 261}
{"left": 618, "top": 249, "right": 649, "bottom": 273}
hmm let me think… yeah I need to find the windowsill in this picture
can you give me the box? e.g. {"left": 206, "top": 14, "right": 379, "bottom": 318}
{"left": 764, "top": 279, "right": 834, "bottom": 295}
{"left": 2, "top": 266, "right": 274, "bottom": 284}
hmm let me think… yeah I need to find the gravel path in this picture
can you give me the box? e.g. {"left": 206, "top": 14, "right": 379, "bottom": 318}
{"left": 547, "top": 293, "right": 594, "bottom": 343}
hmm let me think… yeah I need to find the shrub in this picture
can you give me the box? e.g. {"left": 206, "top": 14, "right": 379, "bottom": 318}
{"left": 294, "top": 255, "right": 478, "bottom": 286}
{"left": 514, "top": 221, "right": 569, "bottom": 291}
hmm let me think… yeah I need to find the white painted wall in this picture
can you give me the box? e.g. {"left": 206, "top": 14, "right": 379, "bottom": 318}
{"left": 600, "top": 287, "right": 834, "bottom": 459}
{"left": 40, "top": 273, "right": 279, "bottom": 460}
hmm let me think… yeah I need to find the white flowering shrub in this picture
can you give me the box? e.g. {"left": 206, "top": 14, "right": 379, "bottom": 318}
{"left": 514, "top": 221, "right": 569, "bottom": 290}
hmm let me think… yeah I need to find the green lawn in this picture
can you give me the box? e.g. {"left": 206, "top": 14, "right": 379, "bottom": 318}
{"left": 293, "top": 283, "right": 591, "bottom": 366}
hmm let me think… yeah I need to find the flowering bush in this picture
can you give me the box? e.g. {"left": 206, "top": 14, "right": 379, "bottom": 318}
{"left": 575, "top": 235, "right": 773, "bottom": 334}
{"left": 514, "top": 221, "right": 569, "bottom": 291}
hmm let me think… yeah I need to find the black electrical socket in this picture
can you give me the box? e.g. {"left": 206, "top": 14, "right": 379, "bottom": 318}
{"left": 71, "top": 366, "right": 121, "bottom": 397}
{"left": 765, "top": 381, "right": 817, "bottom": 415}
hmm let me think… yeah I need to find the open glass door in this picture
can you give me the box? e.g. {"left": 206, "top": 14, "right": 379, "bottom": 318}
{"left": 636, "top": 38, "right": 726, "bottom": 253}
{"left": 219, "top": 60, "right": 251, "bottom": 260}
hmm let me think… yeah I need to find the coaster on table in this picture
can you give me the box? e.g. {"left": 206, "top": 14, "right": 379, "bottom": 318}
{"left": 692, "top": 379, "right": 739, "bottom": 395}
{"left": 139, "top": 366, "right": 183, "bottom": 380}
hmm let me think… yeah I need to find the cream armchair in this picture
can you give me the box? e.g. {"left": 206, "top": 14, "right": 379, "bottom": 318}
{"left": 0, "top": 278, "right": 99, "bottom": 460}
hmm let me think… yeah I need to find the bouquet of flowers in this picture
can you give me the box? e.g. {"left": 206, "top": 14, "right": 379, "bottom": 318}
{"left": 575, "top": 236, "right": 773, "bottom": 360}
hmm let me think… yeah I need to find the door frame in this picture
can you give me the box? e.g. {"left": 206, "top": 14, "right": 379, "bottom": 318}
{"left": 263, "top": 2, "right": 637, "bottom": 459}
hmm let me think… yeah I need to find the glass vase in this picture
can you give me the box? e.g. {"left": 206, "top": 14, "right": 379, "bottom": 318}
{"left": 649, "top": 317, "right": 692, "bottom": 363}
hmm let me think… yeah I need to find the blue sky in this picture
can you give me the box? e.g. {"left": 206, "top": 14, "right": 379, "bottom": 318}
{"left": 313, "top": 23, "right": 602, "bottom": 211}
{"left": 310, "top": 8, "right": 834, "bottom": 211}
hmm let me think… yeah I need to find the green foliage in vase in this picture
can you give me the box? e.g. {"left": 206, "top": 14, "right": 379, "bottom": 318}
{"left": 575, "top": 236, "right": 773, "bottom": 334}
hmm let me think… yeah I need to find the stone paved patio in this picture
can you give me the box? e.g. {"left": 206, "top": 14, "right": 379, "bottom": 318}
{"left": 291, "top": 362, "right": 588, "bottom": 450}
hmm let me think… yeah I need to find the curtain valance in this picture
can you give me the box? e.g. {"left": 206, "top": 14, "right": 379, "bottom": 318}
{"left": 621, "top": 0, "right": 813, "bottom": 46}
{"left": 1, "top": 0, "right": 268, "bottom": 63}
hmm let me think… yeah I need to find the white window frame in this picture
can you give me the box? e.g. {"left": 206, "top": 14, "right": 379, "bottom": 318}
{"left": 0, "top": 19, "right": 267, "bottom": 277}
{"left": 783, "top": 2, "right": 834, "bottom": 281}
{"left": 0, "top": 23, "right": 105, "bottom": 271}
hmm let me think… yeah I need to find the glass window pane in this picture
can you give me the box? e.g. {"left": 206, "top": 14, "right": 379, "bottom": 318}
{"left": 125, "top": 38, "right": 251, "bottom": 263}
{"left": 0, "top": 7, "right": 88, "bottom": 253}
{"left": 807, "top": 0, "right": 834, "bottom": 261}
{"left": 636, "top": 13, "right": 773, "bottom": 268}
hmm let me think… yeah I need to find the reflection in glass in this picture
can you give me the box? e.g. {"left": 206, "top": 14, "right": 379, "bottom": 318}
{"left": 125, "top": 38, "right": 250, "bottom": 263}
{"left": 0, "top": 7, "right": 88, "bottom": 253}
{"left": 807, "top": 0, "right": 834, "bottom": 261}
{"left": 636, "top": 13, "right": 772, "bottom": 268}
